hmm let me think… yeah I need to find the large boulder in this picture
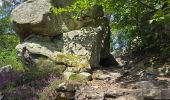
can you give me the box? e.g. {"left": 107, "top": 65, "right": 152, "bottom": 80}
{"left": 13, "top": 0, "right": 118, "bottom": 75}
{"left": 11, "top": 0, "right": 58, "bottom": 40}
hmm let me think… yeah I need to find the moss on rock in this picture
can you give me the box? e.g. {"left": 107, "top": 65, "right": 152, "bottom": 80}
{"left": 55, "top": 53, "right": 91, "bottom": 72}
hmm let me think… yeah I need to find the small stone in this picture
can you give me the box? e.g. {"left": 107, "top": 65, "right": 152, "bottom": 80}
{"left": 96, "top": 74, "right": 111, "bottom": 80}
{"left": 91, "top": 86, "right": 99, "bottom": 89}
{"left": 57, "top": 82, "right": 75, "bottom": 92}
{"left": 79, "top": 72, "right": 92, "bottom": 81}
{"left": 0, "top": 65, "right": 13, "bottom": 73}
{"left": 93, "top": 70, "right": 111, "bottom": 80}
{"left": 58, "top": 82, "right": 67, "bottom": 91}
{"left": 110, "top": 72, "right": 122, "bottom": 81}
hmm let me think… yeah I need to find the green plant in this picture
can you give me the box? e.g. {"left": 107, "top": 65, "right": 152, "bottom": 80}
{"left": 0, "top": 34, "right": 25, "bottom": 71}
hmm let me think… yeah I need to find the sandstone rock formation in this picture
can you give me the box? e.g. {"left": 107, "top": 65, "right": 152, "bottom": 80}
{"left": 11, "top": 0, "right": 118, "bottom": 75}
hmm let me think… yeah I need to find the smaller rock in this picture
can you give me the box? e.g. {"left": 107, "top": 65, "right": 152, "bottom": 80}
{"left": 57, "top": 82, "right": 75, "bottom": 92}
{"left": 63, "top": 71, "right": 76, "bottom": 80}
{"left": 91, "top": 86, "right": 99, "bottom": 89}
{"left": 109, "top": 72, "right": 122, "bottom": 82}
{"left": 58, "top": 82, "right": 67, "bottom": 91}
{"left": 96, "top": 74, "right": 111, "bottom": 80}
{"left": 93, "top": 70, "right": 111, "bottom": 80}
{"left": 0, "top": 65, "right": 13, "bottom": 73}
{"left": 79, "top": 72, "right": 92, "bottom": 81}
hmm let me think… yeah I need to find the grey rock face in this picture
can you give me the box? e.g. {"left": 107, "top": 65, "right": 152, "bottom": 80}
{"left": 16, "top": 35, "right": 63, "bottom": 67}
{"left": 11, "top": 0, "right": 58, "bottom": 40}
{"left": 63, "top": 26, "right": 104, "bottom": 68}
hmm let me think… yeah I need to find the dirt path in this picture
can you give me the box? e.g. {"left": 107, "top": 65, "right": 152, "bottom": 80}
{"left": 75, "top": 54, "right": 170, "bottom": 100}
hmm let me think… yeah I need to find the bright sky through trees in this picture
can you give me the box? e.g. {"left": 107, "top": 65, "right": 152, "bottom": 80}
{"left": 0, "top": 0, "right": 2, "bottom": 7}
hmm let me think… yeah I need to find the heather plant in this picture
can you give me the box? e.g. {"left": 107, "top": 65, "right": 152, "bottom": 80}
{"left": 18, "top": 58, "right": 66, "bottom": 85}
{"left": 0, "top": 71, "right": 22, "bottom": 89}
{"left": 1, "top": 72, "right": 60, "bottom": 100}
{"left": 0, "top": 56, "right": 66, "bottom": 99}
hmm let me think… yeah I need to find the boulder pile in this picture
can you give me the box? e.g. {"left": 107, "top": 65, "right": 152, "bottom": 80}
{"left": 11, "top": 0, "right": 118, "bottom": 77}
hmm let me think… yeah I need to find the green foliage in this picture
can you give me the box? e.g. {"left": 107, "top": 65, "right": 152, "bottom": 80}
{"left": 0, "top": 34, "right": 25, "bottom": 71}
{"left": 152, "top": 0, "right": 170, "bottom": 22}
{"left": 108, "top": 0, "right": 170, "bottom": 51}
{"left": 52, "top": 0, "right": 92, "bottom": 14}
